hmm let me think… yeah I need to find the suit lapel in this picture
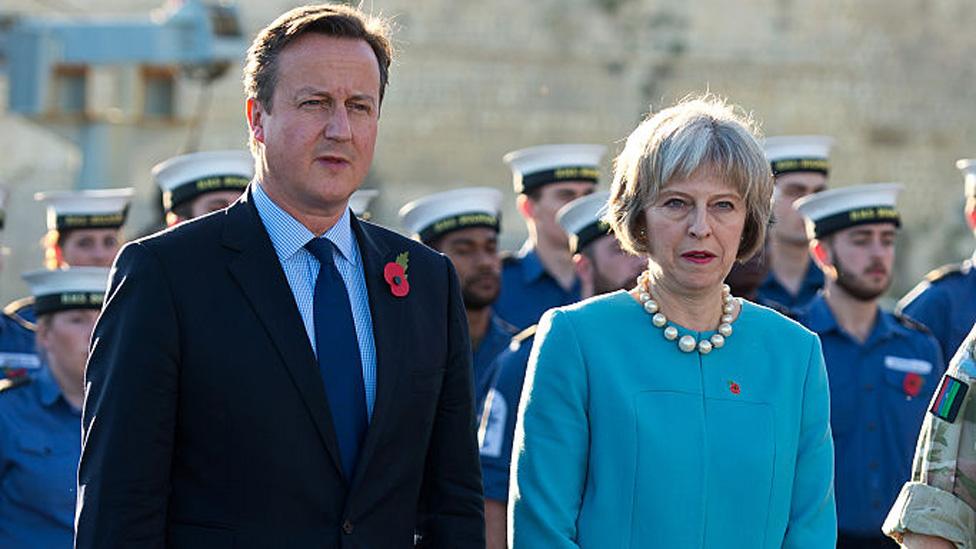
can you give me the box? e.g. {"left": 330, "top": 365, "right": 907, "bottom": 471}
{"left": 221, "top": 191, "right": 345, "bottom": 479}
{"left": 349, "top": 217, "right": 407, "bottom": 488}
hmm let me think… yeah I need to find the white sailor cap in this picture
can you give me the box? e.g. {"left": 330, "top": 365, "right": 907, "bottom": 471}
{"left": 35, "top": 188, "right": 134, "bottom": 231}
{"left": 152, "top": 150, "right": 253, "bottom": 212}
{"left": 764, "top": 135, "right": 834, "bottom": 176}
{"left": 557, "top": 191, "right": 611, "bottom": 254}
{"left": 350, "top": 189, "right": 380, "bottom": 218}
{"left": 503, "top": 144, "right": 606, "bottom": 194}
{"left": 399, "top": 187, "right": 503, "bottom": 244}
{"left": 794, "top": 182, "right": 903, "bottom": 239}
{"left": 22, "top": 267, "right": 109, "bottom": 316}
{"left": 956, "top": 159, "right": 976, "bottom": 198}
{"left": 0, "top": 187, "right": 7, "bottom": 230}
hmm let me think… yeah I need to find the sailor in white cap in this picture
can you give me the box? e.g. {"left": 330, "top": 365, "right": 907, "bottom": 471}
{"left": 349, "top": 189, "right": 379, "bottom": 220}
{"left": 793, "top": 183, "right": 943, "bottom": 547}
{"left": 478, "top": 190, "right": 644, "bottom": 547}
{"left": 399, "top": 187, "right": 516, "bottom": 412}
{"left": 758, "top": 135, "right": 833, "bottom": 310}
{"left": 34, "top": 188, "right": 133, "bottom": 270}
{"left": 1, "top": 188, "right": 130, "bottom": 331}
{"left": 897, "top": 159, "right": 976, "bottom": 366}
{"left": 494, "top": 144, "right": 604, "bottom": 329}
{"left": 152, "top": 150, "right": 253, "bottom": 227}
{"left": 0, "top": 267, "right": 109, "bottom": 547}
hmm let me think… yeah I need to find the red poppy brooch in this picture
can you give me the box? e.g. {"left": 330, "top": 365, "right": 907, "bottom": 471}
{"left": 728, "top": 380, "right": 741, "bottom": 395}
{"left": 903, "top": 372, "right": 923, "bottom": 398}
{"left": 384, "top": 251, "right": 410, "bottom": 298}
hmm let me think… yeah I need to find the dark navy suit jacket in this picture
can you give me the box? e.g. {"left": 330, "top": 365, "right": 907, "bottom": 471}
{"left": 75, "top": 190, "right": 484, "bottom": 548}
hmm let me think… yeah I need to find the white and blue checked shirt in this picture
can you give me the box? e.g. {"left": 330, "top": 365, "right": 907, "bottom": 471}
{"left": 252, "top": 183, "right": 378, "bottom": 418}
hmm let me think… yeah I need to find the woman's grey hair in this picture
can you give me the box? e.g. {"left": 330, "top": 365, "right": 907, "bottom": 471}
{"left": 605, "top": 94, "right": 773, "bottom": 261}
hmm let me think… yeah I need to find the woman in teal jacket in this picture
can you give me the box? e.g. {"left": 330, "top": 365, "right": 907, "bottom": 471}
{"left": 509, "top": 96, "right": 836, "bottom": 548}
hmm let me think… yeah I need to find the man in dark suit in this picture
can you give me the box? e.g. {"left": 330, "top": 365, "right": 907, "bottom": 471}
{"left": 75, "top": 5, "right": 485, "bottom": 548}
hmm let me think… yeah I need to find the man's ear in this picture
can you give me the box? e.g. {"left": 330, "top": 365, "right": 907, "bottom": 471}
{"left": 516, "top": 194, "right": 534, "bottom": 220}
{"left": 246, "top": 98, "right": 266, "bottom": 144}
{"left": 573, "top": 252, "right": 594, "bottom": 297}
{"left": 810, "top": 239, "right": 830, "bottom": 270}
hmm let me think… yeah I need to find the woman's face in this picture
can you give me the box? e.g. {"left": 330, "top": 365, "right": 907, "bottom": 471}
{"left": 642, "top": 169, "right": 747, "bottom": 294}
{"left": 37, "top": 309, "right": 99, "bottom": 385}
{"left": 59, "top": 228, "right": 122, "bottom": 268}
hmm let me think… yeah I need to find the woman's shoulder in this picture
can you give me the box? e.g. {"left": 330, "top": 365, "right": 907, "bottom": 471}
{"left": 547, "top": 290, "right": 634, "bottom": 322}
{"left": 739, "top": 299, "right": 818, "bottom": 344}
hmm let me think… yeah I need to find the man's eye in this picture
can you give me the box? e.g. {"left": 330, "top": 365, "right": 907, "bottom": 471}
{"left": 300, "top": 100, "right": 323, "bottom": 108}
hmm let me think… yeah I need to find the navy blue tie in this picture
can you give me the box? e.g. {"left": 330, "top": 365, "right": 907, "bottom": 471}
{"left": 304, "top": 238, "right": 368, "bottom": 479}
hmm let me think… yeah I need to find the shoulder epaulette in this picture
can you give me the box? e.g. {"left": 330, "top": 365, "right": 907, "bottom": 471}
{"left": 509, "top": 324, "right": 537, "bottom": 351}
{"left": 0, "top": 372, "right": 31, "bottom": 394}
{"left": 2, "top": 297, "right": 37, "bottom": 332}
{"left": 496, "top": 317, "right": 519, "bottom": 336}
{"left": 894, "top": 311, "right": 933, "bottom": 335}
{"left": 924, "top": 263, "right": 966, "bottom": 283}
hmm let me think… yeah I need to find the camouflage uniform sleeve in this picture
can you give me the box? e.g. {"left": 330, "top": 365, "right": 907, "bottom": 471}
{"left": 884, "top": 323, "right": 976, "bottom": 548}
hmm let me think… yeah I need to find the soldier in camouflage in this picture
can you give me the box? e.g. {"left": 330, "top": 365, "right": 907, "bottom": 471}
{"left": 884, "top": 322, "right": 976, "bottom": 548}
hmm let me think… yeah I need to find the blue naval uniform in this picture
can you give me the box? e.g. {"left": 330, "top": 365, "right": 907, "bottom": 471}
{"left": 796, "top": 294, "right": 944, "bottom": 537}
{"left": 757, "top": 261, "right": 824, "bottom": 310}
{"left": 898, "top": 253, "right": 976, "bottom": 365}
{"left": 0, "top": 365, "right": 81, "bottom": 548}
{"left": 472, "top": 314, "right": 517, "bottom": 415}
{"left": 494, "top": 242, "right": 580, "bottom": 330}
{"left": 0, "top": 302, "right": 40, "bottom": 383}
{"left": 478, "top": 325, "right": 535, "bottom": 503}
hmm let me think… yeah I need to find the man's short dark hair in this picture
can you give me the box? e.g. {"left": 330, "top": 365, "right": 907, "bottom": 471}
{"left": 243, "top": 4, "right": 394, "bottom": 113}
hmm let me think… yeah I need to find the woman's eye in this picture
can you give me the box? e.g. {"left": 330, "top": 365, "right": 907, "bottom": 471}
{"left": 714, "top": 201, "right": 735, "bottom": 210}
{"left": 664, "top": 198, "right": 686, "bottom": 208}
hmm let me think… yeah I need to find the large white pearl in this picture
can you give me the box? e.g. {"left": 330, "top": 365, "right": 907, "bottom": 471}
{"left": 678, "top": 335, "right": 697, "bottom": 353}
{"left": 643, "top": 300, "right": 659, "bottom": 314}
{"left": 723, "top": 302, "right": 735, "bottom": 314}
{"left": 718, "top": 323, "right": 733, "bottom": 337}
{"left": 639, "top": 292, "right": 651, "bottom": 302}
{"left": 652, "top": 313, "right": 667, "bottom": 327}
{"left": 663, "top": 326, "right": 679, "bottom": 340}
{"left": 698, "top": 339, "right": 713, "bottom": 354}
{"left": 710, "top": 334, "right": 725, "bottom": 348}
{"left": 721, "top": 314, "right": 733, "bottom": 324}
{"left": 722, "top": 284, "right": 731, "bottom": 295}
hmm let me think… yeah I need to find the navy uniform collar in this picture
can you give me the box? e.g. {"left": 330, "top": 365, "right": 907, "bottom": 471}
{"left": 803, "top": 293, "right": 901, "bottom": 346}
{"left": 35, "top": 364, "right": 73, "bottom": 410}
{"left": 517, "top": 241, "right": 546, "bottom": 284}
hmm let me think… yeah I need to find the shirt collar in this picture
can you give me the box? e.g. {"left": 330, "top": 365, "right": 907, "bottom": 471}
{"left": 802, "top": 261, "right": 825, "bottom": 290}
{"left": 517, "top": 241, "right": 546, "bottom": 283}
{"left": 803, "top": 293, "right": 897, "bottom": 344}
{"left": 36, "top": 364, "right": 66, "bottom": 408}
{"left": 801, "top": 293, "right": 839, "bottom": 334}
{"left": 252, "top": 182, "right": 357, "bottom": 264}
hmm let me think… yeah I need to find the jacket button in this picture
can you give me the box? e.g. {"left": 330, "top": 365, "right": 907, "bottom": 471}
{"left": 342, "top": 520, "right": 354, "bottom": 535}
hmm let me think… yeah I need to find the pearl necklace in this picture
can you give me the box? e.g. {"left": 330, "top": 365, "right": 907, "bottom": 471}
{"left": 636, "top": 272, "right": 737, "bottom": 354}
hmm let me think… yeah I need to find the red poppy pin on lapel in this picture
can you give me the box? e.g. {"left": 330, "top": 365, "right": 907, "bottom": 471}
{"left": 903, "top": 372, "right": 923, "bottom": 398}
{"left": 384, "top": 251, "right": 410, "bottom": 298}
{"left": 728, "top": 380, "right": 741, "bottom": 395}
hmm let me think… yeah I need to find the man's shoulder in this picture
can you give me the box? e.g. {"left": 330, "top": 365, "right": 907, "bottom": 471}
{"left": 358, "top": 219, "right": 445, "bottom": 266}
